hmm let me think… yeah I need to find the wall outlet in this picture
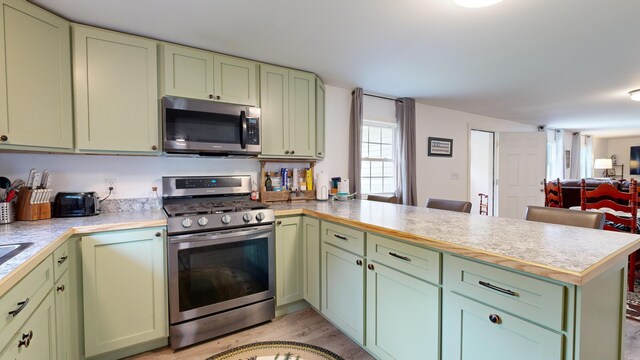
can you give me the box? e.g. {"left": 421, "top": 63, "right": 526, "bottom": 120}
{"left": 105, "top": 178, "right": 117, "bottom": 195}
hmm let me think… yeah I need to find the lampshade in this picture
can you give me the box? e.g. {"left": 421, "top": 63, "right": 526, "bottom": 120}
{"left": 455, "top": 0, "right": 502, "bottom": 8}
{"left": 630, "top": 89, "right": 640, "bottom": 101}
{"left": 593, "top": 158, "right": 613, "bottom": 170}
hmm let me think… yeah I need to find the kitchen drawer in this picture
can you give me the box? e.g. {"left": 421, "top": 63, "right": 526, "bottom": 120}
{"left": 368, "top": 233, "right": 441, "bottom": 285}
{"left": 321, "top": 221, "right": 365, "bottom": 256}
{"left": 443, "top": 254, "right": 565, "bottom": 331}
{"left": 53, "top": 241, "right": 69, "bottom": 281}
{"left": 0, "top": 255, "right": 53, "bottom": 346}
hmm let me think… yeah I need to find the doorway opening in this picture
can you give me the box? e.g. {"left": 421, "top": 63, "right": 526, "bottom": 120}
{"left": 469, "top": 129, "right": 495, "bottom": 216}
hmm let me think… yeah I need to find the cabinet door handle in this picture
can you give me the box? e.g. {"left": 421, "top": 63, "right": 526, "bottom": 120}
{"left": 276, "top": 220, "right": 282, "bottom": 225}
{"left": 18, "top": 330, "right": 33, "bottom": 349}
{"left": 57, "top": 285, "right": 65, "bottom": 293}
{"left": 333, "top": 234, "right": 348, "bottom": 241}
{"left": 216, "top": 95, "right": 221, "bottom": 100}
{"left": 478, "top": 281, "right": 517, "bottom": 297}
{"left": 489, "top": 313, "right": 501, "bottom": 324}
{"left": 0, "top": 135, "right": 7, "bottom": 142}
{"left": 284, "top": 150, "right": 290, "bottom": 154}
{"left": 367, "top": 263, "right": 375, "bottom": 270}
{"left": 155, "top": 232, "right": 162, "bottom": 237}
{"left": 57, "top": 255, "right": 68, "bottom": 265}
{"left": 356, "top": 259, "right": 363, "bottom": 266}
{"left": 388, "top": 252, "right": 411, "bottom": 262}
{"left": 209, "top": 94, "right": 214, "bottom": 99}
{"left": 151, "top": 145, "right": 158, "bottom": 151}
{"left": 290, "top": 150, "right": 295, "bottom": 155}
{"left": 8, "top": 298, "right": 29, "bottom": 317}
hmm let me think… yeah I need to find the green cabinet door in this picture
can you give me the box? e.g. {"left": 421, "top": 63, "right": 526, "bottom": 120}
{"left": 315, "top": 77, "right": 325, "bottom": 159}
{"left": 366, "top": 262, "right": 440, "bottom": 360}
{"left": 276, "top": 217, "right": 303, "bottom": 306}
{"left": 54, "top": 271, "right": 70, "bottom": 360}
{"left": 288, "top": 70, "right": 316, "bottom": 157}
{"left": 442, "top": 292, "right": 563, "bottom": 360}
{"left": 81, "top": 228, "right": 167, "bottom": 357}
{"left": 161, "top": 43, "right": 214, "bottom": 100}
{"left": 321, "top": 243, "right": 365, "bottom": 345}
{"left": 0, "top": 0, "right": 72, "bottom": 150}
{"left": 302, "top": 217, "right": 321, "bottom": 309}
{"left": 73, "top": 25, "right": 159, "bottom": 153}
{"left": 260, "top": 64, "right": 290, "bottom": 156}
{"left": 214, "top": 54, "right": 258, "bottom": 106}
{"left": 0, "top": 291, "right": 56, "bottom": 360}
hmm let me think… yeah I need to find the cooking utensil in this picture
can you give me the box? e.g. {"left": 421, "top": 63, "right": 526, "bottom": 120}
{"left": 43, "top": 173, "right": 53, "bottom": 189}
{"left": 8, "top": 179, "right": 24, "bottom": 192}
{"left": 5, "top": 190, "right": 16, "bottom": 203}
{"left": 32, "top": 172, "right": 42, "bottom": 188}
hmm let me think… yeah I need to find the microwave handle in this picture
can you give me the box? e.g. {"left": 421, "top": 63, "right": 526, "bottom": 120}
{"left": 240, "top": 111, "right": 248, "bottom": 149}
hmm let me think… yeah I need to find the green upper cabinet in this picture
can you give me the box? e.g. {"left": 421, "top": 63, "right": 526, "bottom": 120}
{"left": 81, "top": 228, "right": 167, "bottom": 358}
{"left": 161, "top": 43, "right": 258, "bottom": 106}
{"left": 315, "top": 77, "right": 325, "bottom": 159}
{"left": 260, "top": 65, "right": 316, "bottom": 158}
{"left": 0, "top": 0, "right": 72, "bottom": 151}
{"left": 275, "top": 217, "right": 303, "bottom": 306}
{"left": 73, "top": 24, "right": 159, "bottom": 154}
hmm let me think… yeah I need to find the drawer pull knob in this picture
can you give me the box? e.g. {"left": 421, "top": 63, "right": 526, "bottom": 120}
{"left": 479, "top": 281, "right": 517, "bottom": 297}
{"left": 57, "top": 285, "right": 65, "bottom": 292}
{"left": 8, "top": 298, "right": 29, "bottom": 317}
{"left": 333, "top": 234, "right": 348, "bottom": 241}
{"left": 356, "top": 259, "right": 363, "bottom": 266}
{"left": 276, "top": 220, "right": 282, "bottom": 225}
{"left": 489, "top": 314, "right": 501, "bottom": 324}
{"left": 57, "top": 255, "right": 68, "bottom": 265}
{"left": 18, "top": 330, "right": 33, "bottom": 349}
{"left": 155, "top": 232, "right": 162, "bottom": 237}
{"left": 367, "top": 263, "right": 375, "bottom": 270}
{"left": 389, "top": 252, "right": 411, "bottom": 262}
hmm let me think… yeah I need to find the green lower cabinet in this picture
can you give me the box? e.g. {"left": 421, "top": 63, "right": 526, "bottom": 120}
{"left": 302, "top": 217, "right": 321, "bottom": 309}
{"left": 0, "top": 291, "right": 56, "bottom": 359}
{"left": 442, "top": 292, "right": 563, "bottom": 360}
{"left": 276, "top": 216, "right": 303, "bottom": 306}
{"left": 81, "top": 227, "right": 167, "bottom": 358}
{"left": 366, "top": 262, "right": 440, "bottom": 360}
{"left": 54, "top": 271, "right": 71, "bottom": 360}
{"left": 321, "top": 242, "right": 365, "bottom": 345}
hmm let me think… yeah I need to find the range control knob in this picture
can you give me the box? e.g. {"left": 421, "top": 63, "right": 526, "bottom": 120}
{"left": 181, "top": 218, "right": 193, "bottom": 228}
{"left": 243, "top": 213, "right": 252, "bottom": 222}
{"left": 255, "top": 212, "right": 265, "bottom": 222}
{"left": 197, "top": 217, "right": 209, "bottom": 226}
{"left": 221, "top": 215, "right": 232, "bottom": 224}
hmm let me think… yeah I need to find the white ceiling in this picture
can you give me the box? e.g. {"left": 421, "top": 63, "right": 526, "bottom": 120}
{"left": 32, "top": 0, "right": 640, "bottom": 138}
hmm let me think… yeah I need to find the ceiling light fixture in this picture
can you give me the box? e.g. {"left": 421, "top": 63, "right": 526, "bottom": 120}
{"left": 455, "top": 0, "right": 502, "bottom": 8}
{"left": 630, "top": 89, "right": 640, "bottom": 101}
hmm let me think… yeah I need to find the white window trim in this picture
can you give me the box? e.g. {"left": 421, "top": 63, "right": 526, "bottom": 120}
{"left": 361, "top": 119, "right": 398, "bottom": 195}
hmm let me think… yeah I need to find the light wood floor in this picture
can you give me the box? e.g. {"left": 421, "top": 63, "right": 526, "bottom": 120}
{"left": 127, "top": 308, "right": 373, "bottom": 360}
{"left": 129, "top": 308, "right": 640, "bottom": 359}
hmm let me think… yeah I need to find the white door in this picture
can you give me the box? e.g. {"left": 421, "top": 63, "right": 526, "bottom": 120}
{"left": 469, "top": 130, "right": 495, "bottom": 216}
{"left": 497, "top": 132, "right": 546, "bottom": 219}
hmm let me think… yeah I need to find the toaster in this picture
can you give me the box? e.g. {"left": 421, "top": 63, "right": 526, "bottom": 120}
{"left": 52, "top": 192, "right": 99, "bottom": 217}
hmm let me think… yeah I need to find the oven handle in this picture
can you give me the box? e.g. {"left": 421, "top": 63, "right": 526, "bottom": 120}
{"left": 169, "top": 224, "right": 273, "bottom": 245}
{"left": 240, "top": 110, "right": 247, "bottom": 149}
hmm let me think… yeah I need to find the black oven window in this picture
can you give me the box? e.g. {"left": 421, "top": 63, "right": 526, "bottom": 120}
{"left": 177, "top": 238, "right": 269, "bottom": 312}
{"left": 165, "top": 109, "right": 241, "bottom": 143}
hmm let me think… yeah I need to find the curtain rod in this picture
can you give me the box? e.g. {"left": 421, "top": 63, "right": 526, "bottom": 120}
{"left": 351, "top": 90, "right": 402, "bottom": 102}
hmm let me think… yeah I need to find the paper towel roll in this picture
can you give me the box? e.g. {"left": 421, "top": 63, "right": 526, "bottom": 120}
{"left": 316, "top": 172, "right": 329, "bottom": 200}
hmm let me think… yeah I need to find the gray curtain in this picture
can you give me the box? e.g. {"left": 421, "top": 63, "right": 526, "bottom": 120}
{"left": 348, "top": 88, "right": 363, "bottom": 195}
{"left": 395, "top": 98, "right": 417, "bottom": 206}
{"left": 570, "top": 132, "right": 581, "bottom": 179}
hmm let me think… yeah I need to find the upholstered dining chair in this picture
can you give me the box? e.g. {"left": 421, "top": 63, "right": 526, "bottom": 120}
{"left": 525, "top": 206, "right": 605, "bottom": 229}
{"left": 426, "top": 198, "right": 472, "bottom": 213}
{"left": 544, "top": 178, "right": 563, "bottom": 208}
{"left": 367, "top": 194, "right": 400, "bottom": 204}
{"left": 581, "top": 178, "right": 638, "bottom": 291}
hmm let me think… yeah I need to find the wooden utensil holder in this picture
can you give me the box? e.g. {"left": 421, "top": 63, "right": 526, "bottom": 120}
{"left": 16, "top": 189, "right": 51, "bottom": 221}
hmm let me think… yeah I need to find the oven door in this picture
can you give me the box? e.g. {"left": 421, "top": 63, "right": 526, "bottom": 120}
{"left": 168, "top": 224, "right": 274, "bottom": 324}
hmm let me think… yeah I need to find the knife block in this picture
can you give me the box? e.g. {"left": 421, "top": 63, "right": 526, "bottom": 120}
{"left": 16, "top": 189, "right": 51, "bottom": 221}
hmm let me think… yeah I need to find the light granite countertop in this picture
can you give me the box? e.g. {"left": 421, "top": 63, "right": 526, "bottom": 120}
{"left": 0, "top": 211, "right": 166, "bottom": 293}
{"left": 271, "top": 200, "right": 640, "bottom": 285}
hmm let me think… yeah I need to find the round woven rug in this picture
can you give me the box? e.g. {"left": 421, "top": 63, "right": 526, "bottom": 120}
{"left": 206, "top": 341, "right": 345, "bottom": 360}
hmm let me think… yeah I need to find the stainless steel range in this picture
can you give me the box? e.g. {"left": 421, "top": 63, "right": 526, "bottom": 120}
{"left": 163, "top": 175, "right": 275, "bottom": 349}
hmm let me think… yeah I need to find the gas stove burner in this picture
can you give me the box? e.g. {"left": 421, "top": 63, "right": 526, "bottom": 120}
{"left": 163, "top": 199, "right": 268, "bottom": 218}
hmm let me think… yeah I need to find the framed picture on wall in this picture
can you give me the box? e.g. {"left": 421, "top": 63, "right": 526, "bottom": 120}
{"left": 428, "top": 137, "right": 453, "bottom": 157}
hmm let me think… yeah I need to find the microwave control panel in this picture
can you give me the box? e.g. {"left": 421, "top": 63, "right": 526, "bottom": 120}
{"left": 247, "top": 118, "right": 260, "bottom": 145}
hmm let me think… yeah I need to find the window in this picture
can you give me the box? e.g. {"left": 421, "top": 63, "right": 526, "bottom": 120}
{"left": 361, "top": 121, "right": 397, "bottom": 195}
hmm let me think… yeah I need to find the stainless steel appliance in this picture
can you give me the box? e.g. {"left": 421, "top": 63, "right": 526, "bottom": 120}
{"left": 52, "top": 192, "right": 99, "bottom": 217}
{"left": 162, "top": 96, "right": 261, "bottom": 156}
{"left": 163, "top": 175, "right": 275, "bottom": 349}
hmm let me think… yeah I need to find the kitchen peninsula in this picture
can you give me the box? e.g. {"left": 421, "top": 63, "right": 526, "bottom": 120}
{"left": 0, "top": 200, "right": 638, "bottom": 359}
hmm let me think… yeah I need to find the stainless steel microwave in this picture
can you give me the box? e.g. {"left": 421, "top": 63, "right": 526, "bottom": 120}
{"left": 162, "top": 96, "right": 261, "bottom": 156}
